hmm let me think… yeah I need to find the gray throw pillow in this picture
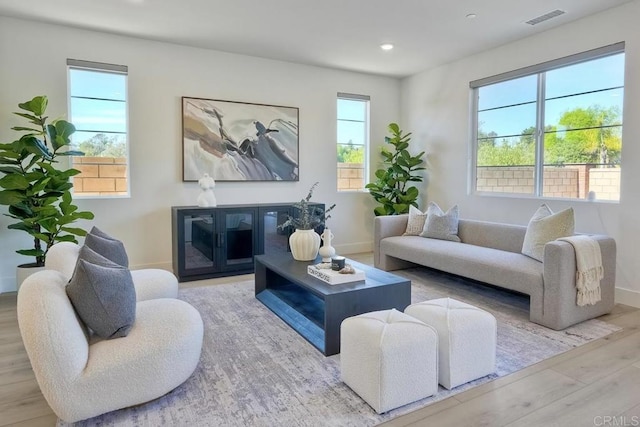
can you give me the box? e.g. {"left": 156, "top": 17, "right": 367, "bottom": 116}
{"left": 90, "top": 226, "right": 115, "bottom": 240}
{"left": 420, "top": 202, "right": 461, "bottom": 242}
{"left": 66, "top": 257, "right": 136, "bottom": 339}
{"left": 85, "top": 232, "right": 129, "bottom": 267}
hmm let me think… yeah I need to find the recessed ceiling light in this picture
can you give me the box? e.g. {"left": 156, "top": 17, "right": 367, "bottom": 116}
{"left": 380, "top": 43, "right": 394, "bottom": 51}
{"left": 466, "top": 13, "right": 477, "bottom": 19}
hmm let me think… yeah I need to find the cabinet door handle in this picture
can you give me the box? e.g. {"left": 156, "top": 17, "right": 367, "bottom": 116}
{"left": 217, "top": 233, "right": 223, "bottom": 247}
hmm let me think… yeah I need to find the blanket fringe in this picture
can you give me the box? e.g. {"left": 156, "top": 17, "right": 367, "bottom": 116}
{"left": 576, "top": 266, "right": 604, "bottom": 307}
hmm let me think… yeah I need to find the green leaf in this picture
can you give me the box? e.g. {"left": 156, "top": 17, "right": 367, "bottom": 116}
{"left": 18, "top": 96, "right": 48, "bottom": 116}
{"left": 393, "top": 203, "right": 409, "bottom": 214}
{"left": 0, "top": 166, "right": 22, "bottom": 174}
{"left": 373, "top": 206, "right": 387, "bottom": 216}
{"left": 12, "top": 112, "right": 41, "bottom": 124}
{"left": 8, "top": 222, "right": 34, "bottom": 232}
{"left": 74, "top": 211, "right": 95, "bottom": 220}
{"left": 55, "top": 234, "right": 79, "bottom": 243}
{"left": 61, "top": 226, "right": 87, "bottom": 236}
{"left": 33, "top": 233, "right": 50, "bottom": 243}
{"left": 17, "top": 249, "right": 45, "bottom": 257}
{"left": 388, "top": 123, "right": 400, "bottom": 134}
{"left": 8, "top": 203, "right": 33, "bottom": 218}
{"left": 56, "top": 150, "right": 85, "bottom": 157}
{"left": 0, "top": 152, "right": 21, "bottom": 160}
{"left": 0, "top": 174, "right": 30, "bottom": 190}
{"left": 0, "top": 190, "right": 25, "bottom": 205}
{"left": 54, "top": 120, "right": 75, "bottom": 140}
{"left": 405, "top": 186, "right": 419, "bottom": 198}
{"left": 11, "top": 126, "right": 41, "bottom": 133}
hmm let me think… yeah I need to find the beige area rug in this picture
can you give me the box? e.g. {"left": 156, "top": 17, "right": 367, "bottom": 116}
{"left": 61, "top": 267, "right": 620, "bottom": 426}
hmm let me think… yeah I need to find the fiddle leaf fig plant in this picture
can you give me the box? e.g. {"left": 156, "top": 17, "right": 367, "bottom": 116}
{"left": 365, "top": 123, "right": 425, "bottom": 216}
{"left": 0, "top": 96, "right": 94, "bottom": 266}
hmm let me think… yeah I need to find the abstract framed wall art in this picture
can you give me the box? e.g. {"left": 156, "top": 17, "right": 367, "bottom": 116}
{"left": 182, "top": 97, "right": 299, "bottom": 182}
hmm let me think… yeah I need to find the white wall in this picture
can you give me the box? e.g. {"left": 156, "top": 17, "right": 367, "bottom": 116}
{"left": 401, "top": 1, "right": 640, "bottom": 307}
{"left": 0, "top": 16, "right": 400, "bottom": 293}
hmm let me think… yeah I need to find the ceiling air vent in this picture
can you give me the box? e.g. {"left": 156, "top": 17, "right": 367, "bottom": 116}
{"left": 525, "top": 9, "right": 566, "bottom": 25}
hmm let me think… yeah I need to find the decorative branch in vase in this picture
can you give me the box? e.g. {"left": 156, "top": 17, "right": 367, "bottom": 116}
{"left": 278, "top": 182, "right": 335, "bottom": 261}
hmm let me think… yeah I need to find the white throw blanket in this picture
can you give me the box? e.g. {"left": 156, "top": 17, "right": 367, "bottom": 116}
{"left": 557, "top": 235, "right": 604, "bottom": 306}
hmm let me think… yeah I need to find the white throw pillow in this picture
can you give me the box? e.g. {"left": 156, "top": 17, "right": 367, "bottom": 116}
{"left": 420, "top": 202, "right": 461, "bottom": 242}
{"left": 521, "top": 204, "right": 575, "bottom": 262}
{"left": 403, "top": 205, "right": 428, "bottom": 236}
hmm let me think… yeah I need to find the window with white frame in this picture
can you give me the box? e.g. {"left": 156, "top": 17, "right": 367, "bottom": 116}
{"left": 67, "top": 59, "right": 129, "bottom": 197}
{"left": 337, "top": 93, "right": 369, "bottom": 191}
{"left": 471, "top": 42, "right": 624, "bottom": 201}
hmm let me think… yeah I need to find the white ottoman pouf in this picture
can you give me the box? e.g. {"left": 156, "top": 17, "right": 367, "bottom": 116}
{"left": 340, "top": 309, "right": 438, "bottom": 414}
{"left": 405, "top": 297, "right": 496, "bottom": 389}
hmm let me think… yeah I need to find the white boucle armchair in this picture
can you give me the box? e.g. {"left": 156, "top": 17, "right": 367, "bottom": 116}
{"left": 45, "top": 241, "right": 178, "bottom": 301}
{"left": 17, "top": 269, "right": 204, "bottom": 423}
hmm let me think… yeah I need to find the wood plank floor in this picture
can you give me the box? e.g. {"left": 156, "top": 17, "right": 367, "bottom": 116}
{"left": 1, "top": 254, "right": 638, "bottom": 426}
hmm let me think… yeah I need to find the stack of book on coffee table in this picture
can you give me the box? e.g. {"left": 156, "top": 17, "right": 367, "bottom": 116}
{"left": 307, "top": 263, "right": 366, "bottom": 285}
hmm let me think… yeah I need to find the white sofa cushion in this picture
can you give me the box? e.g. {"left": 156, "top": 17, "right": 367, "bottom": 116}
{"left": 403, "top": 205, "right": 428, "bottom": 236}
{"left": 381, "top": 236, "right": 543, "bottom": 295}
{"left": 522, "top": 204, "right": 575, "bottom": 262}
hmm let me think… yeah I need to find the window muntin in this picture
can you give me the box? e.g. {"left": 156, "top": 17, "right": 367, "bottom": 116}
{"left": 68, "top": 61, "right": 129, "bottom": 197}
{"left": 337, "top": 94, "right": 369, "bottom": 192}
{"left": 472, "top": 44, "right": 624, "bottom": 201}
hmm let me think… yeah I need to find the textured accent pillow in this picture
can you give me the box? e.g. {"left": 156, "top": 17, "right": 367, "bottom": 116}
{"left": 521, "top": 204, "right": 575, "bottom": 262}
{"left": 420, "top": 202, "right": 461, "bottom": 242}
{"left": 66, "top": 256, "right": 136, "bottom": 339}
{"left": 403, "top": 205, "right": 428, "bottom": 236}
{"left": 85, "top": 231, "right": 129, "bottom": 267}
{"left": 71, "top": 244, "right": 119, "bottom": 277}
{"left": 89, "top": 226, "right": 114, "bottom": 240}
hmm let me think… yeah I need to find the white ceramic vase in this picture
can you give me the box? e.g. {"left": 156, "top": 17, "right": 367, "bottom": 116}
{"left": 289, "top": 229, "right": 321, "bottom": 261}
{"left": 16, "top": 263, "right": 45, "bottom": 291}
{"left": 318, "top": 228, "right": 336, "bottom": 262}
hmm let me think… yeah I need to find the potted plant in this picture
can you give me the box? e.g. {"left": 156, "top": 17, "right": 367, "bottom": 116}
{"left": 365, "top": 123, "right": 426, "bottom": 216}
{"left": 0, "top": 96, "right": 94, "bottom": 282}
{"left": 279, "top": 182, "right": 335, "bottom": 261}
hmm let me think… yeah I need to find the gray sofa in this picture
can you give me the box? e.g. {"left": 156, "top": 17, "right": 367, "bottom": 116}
{"left": 374, "top": 215, "right": 616, "bottom": 330}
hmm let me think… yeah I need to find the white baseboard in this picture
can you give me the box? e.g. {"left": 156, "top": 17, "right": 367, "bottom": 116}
{"left": 0, "top": 275, "right": 17, "bottom": 295}
{"left": 334, "top": 241, "right": 373, "bottom": 255}
{"left": 615, "top": 287, "right": 640, "bottom": 308}
{"left": 132, "top": 261, "right": 173, "bottom": 272}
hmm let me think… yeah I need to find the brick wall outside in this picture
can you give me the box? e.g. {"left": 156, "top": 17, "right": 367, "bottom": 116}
{"left": 477, "top": 165, "right": 620, "bottom": 200}
{"left": 588, "top": 168, "right": 621, "bottom": 201}
{"left": 73, "top": 157, "right": 128, "bottom": 196}
{"left": 337, "top": 162, "right": 364, "bottom": 191}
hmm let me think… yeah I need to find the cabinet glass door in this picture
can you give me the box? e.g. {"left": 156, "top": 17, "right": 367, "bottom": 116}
{"left": 220, "top": 210, "right": 255, "bottom": 271}
{"left": 184, "top": 213, "right": 215, "bottom": 272}
{"left": 260, "top": 208, "right": 291, "bottom": 254}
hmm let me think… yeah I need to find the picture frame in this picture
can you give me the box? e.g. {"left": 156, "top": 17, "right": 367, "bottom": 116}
{"left": 182, "top": 97, "right": 299, "bottom": 182}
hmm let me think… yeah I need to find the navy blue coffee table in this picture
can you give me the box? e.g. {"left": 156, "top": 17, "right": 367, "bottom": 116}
{"left": 255, "top": 253, "right": 411, "bottom": 356}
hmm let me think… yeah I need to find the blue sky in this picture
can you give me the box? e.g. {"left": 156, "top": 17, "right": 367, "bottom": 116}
{"left": 337, "top": 98, "right": 367, "bottom": 147}
{"left": 477, "top": 53, "right": 625, "bottom": 138}
{"left": 69, "top": 68, "right": 127, "bottom": 144}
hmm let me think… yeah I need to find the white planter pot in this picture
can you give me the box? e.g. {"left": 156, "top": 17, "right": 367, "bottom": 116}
{"left": 16, "top": 263, "right": 45, "bottom": 291}
{"left": 289, "top": 229, "right": 321, "bottom": 261}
